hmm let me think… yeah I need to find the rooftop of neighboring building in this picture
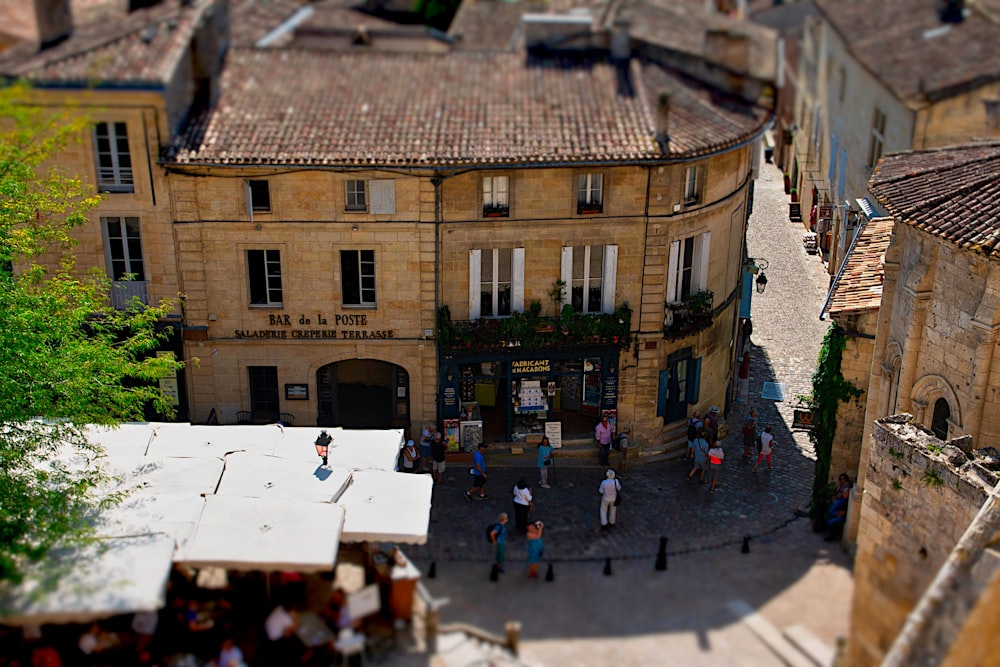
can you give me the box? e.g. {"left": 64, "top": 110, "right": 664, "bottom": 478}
{"left": 826, "top": 217, "right": 894, "bottom": 317}
{"left": 813, "top": 0, "right": 1000, "bottom": 102}
{"left": 0, "top": 0, "right": 212, "bottom": 87}
{"left": 869, "top": 140, "right": 1000, "bottom": 256}
{"left": 166, "top": 47, "right": 769, "bottom": 167}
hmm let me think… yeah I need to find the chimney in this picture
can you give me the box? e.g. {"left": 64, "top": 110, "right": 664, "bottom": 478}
{"left": 610, "top": 18, "right": 630, "bottom": 61}
{"left": 0, "top": 0, "right": 73, "bottom": 48}
{"left": 940, "top": 0, "right": 965, "bottom": 23}
{"left": 655, "top": 91, "right": 670, "bottom": 149}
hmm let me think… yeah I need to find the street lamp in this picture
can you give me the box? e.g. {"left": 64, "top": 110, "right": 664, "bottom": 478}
{"left": 745, "top": 258, "right": 770, "bottom": 294}
{"left": 314, "top": 430, "right": 332, "bottom": 467}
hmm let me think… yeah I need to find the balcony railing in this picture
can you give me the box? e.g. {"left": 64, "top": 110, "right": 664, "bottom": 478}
{"left": 663, "top": 290, "right": 714, "bottom": 340}
{"left": 110, "top": 280, "right": 149, "bottom": 310}
{"left": 438, "top": 304, "right": 631, "bottom": 352}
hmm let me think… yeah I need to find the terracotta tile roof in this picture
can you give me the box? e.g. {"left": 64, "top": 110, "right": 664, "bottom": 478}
{"left": 814, "top": 0, "right": 1000, "bottom": 102}
{"left": 448, "top": 0, "right": 553, "bottom": 52}
{"left": 619, "top": 0, "right": 778, "bottom": 81}
{"left": 827, "top": 217, "right": 894, "bottom": 316}
{"left": 869, "top": 141, "right": 1000, "bottom": 257}
{"left": 0, "top": 0, "right": 210, "bottom": 86}
{"left": 167, "top": 48, "right": 768, "bottom": 166}
{"left": 229, "top": 0, "right": 309, "bottom": 47}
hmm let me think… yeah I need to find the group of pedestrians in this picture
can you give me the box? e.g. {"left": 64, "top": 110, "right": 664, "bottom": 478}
{"left": 685, "top": 407, "right": 779, "bottom": 493}
{"left": 399, "top": 423, "right": 448, "bottom": 483}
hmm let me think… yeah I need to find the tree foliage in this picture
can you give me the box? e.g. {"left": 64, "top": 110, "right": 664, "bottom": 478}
{"left": 0, "top": 84, "right": 183, "bottom": 583}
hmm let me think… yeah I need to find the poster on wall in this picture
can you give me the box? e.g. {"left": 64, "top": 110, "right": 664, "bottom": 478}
{"left": 582, "top": 373, "right": 601, "bottom": 416}
{"left": 443, "top": 419, "right": 460, "bottom": 452}
{"left": 544, "top": 421, "right": 562, "bottom": 449}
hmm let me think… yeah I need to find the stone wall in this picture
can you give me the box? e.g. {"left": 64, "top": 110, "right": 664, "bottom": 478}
{"left": 848, "top": 417, "right": 994, "bottom": 666}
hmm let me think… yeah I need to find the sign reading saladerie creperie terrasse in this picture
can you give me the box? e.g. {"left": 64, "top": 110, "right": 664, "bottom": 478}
{"left": 234, "top": 313, "right": 395, "bottom": 340}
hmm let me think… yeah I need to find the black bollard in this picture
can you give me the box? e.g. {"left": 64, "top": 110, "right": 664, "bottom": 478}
{"left": 545, "top": 562, "right": 554, "bottom": 582}
{"left": 655, "top": 536, "right": 668, "bottom": 571}
{"left": 489, "top": 563, "right": 499, "bottom": 582}
{"left": 741, "top": 535, "right": 750, "bottom": 554}
{"left": 428, "top": 561, "right": 437, "bottom": 579}
{"left": 603, "top": 557, "right": 612, "bottom": 576}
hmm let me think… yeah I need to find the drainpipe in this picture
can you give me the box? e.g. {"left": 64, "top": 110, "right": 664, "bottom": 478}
{"left": 432, "top": 176, "right": 443, "bottom": 424}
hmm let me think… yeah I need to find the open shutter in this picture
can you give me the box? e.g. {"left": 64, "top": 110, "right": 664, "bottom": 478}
{"left": 696, "top": 231, "right": 711, "bottom": 292}
{"left": 560, "top": 246, "right": 573, "bottom": 308}
{"left": 657, "top": 369, "right": 669, "bottom": 418}
{"left": 243, "top": 180, "right": 253, "bottom": 222}
{"left": 369, "top": 180, "right": 396, "bottom": 214}
{"left": 469, "top": 249, "right": 481, "bottom": 320}
{"left": 512, "top": 247, "right": 525, "bottom": 312}
{"left": 601, "top": 244, "right": 618, "bottom": 314}
{"left": 685, "top": 357, "right": 702, "bottom": 404}
{"left": 666, "top": 240, "right": 680, "bottom": 302}
{"left": 739, "top": 269, "right": 754, "bottom": 319}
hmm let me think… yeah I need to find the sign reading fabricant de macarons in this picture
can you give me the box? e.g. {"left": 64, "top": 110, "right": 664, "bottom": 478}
{"left": 234, "top": 313, "right": 394, "bottom": 340}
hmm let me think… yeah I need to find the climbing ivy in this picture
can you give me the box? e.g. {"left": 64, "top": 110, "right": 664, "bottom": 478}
{"left": 809, "top": 325, "right": 863, "bottom": 521}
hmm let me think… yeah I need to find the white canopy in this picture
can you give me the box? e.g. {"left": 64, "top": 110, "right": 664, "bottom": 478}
{"left": 84, "top": 423, "right": 157, "bottom": 457}
{"left": 95, "top": 455, "right": 225, "bottom": 496}
{"left": 181, "top": 495, "right": 344, "bottom": 572}
{"left": 337, "top": 470, "right": 433, "bottom": 545}
{"left": 145, "top": 423, "right": 283, "bottom": 458}
{"left": 216, "top": 452, "right": 352, "bottom": 503}
{"left": 95, "top": 493, "right": 206, "bottom": 559}
{"left": 0, "top": 534, "right": 175, "bottom": 626}
{"left": 272, "top": 427, "right": 403, "bottom": 471}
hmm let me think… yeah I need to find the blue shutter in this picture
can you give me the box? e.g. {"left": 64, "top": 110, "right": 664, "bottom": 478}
{"left": 828, "top": 135, "right": 838, "bottom": 183}
{"left": 657, "top": 369, "right": 669, "bottom": 418}
{"left": 739, "top": 270, "right": 754, "bottom": 319}
{"left": 837, "top": 148, "right": 847, "bottom": 202}
{"left": 686, "top": 357, "right": 702, "bottom": 404}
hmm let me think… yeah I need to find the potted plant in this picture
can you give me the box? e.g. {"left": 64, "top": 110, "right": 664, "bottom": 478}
{"left": 790, "top": 188, "right": 799, "bottom": 203}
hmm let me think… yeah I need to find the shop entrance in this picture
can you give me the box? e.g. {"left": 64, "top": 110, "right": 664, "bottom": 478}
{"left": 316, "top": 360, "right": 409, "bottom": 429}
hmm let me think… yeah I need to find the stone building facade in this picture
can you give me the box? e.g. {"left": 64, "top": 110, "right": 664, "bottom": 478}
{"left": 789, "top": 0, "right": 1000, "bottom": 274}
{"left": 1, "top": 0, "right": 775, "bottom": 448}
{"left": 848, "top": 416, "right": 999, "bottom": 667}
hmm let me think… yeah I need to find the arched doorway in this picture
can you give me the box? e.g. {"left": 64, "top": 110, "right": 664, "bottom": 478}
{"left": 316, "top": 360, "right": 409, "bottom": 429}
{"left": 931, "top": 398, "right": 950, "bottom": 440}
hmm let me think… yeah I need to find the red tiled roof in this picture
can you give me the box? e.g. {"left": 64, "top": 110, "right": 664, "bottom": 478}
{"left": 869, "top": 141, "right": 1000, "bottom": 257}
{"left": 827, "top": 217, "right": 894, "bottom": 316}
{"left": 448, "top": 0, "right": 552, "bottom": 52}
{"left": 814, "top": 0, "right": 1000, "bottom": 102}
{"left": 168, "top": 48, "right": 768, "bottom": 166}
{"left": 229, "top": 0, "right": 309, "bottom": 47}
{"left": 0, "top": 0, "right": 210, "bottom": 86}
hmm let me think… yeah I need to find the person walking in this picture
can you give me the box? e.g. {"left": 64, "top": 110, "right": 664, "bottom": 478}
{"left": 595, "top": 415, "right": 613, "bottom": 467}
{"left": 430, "top": 431, "right": 447, "bottom": 484}
{"left": 707, "top": 441, "right": 725, "bottom": 493}
{"left": 742, "top": 410, "right": 758, "bottom": 458}
{"left": 419, "top": 423, "right": 436, "bottom": 473}
{"left": 704, "top": 406, "right": 721, "bottom": 445}
{"left": 736, "top": 351, "right": 751, "bottom": 403}
{"left": 489, "top": 513, "right": 509, "bottom": 573}
{"left": 754, "top": 425, "right": 775, "bottom": 472}
{"left": 465, "top": 443, "right": 488, "bottom": 500}
{"left": 598, "top": 469, "right": 621, "bottom": 528}
{"left": 616, "top": 427, "right": 631, "bottom": 475}
{"left": 526, "top": 520, "right": 544, "bottom": 578}
{"left": 687, "top": 427, "right": 710, "bottom": 483}
{"left": 512, "top": 478, "right": 533, "bottom": 534}
{"left": 537, "top": 436, "right": 553, "bottom": 488}
{"left": 686, "top": 410, "right": 702, "bottom": 460}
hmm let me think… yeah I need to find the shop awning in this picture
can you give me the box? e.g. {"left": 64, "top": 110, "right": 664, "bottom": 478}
{"left": 180, "top": 495, "right": 344, "bottom": 572}
{"left": 337, "top": 470, "right": 433, "bottom": 545}
{"left": 272, "top": 427, "right": 404, "bottom": 471}
{"left": 0, "top": 533, "right": 176, "bottom": 627}
{"left": 215, "top": 452, "right": 352, "bottom": 503}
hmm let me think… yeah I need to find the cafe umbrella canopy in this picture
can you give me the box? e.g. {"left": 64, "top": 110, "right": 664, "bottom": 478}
{"left": 0, "top": 423, "right": 427, "bottom": 627}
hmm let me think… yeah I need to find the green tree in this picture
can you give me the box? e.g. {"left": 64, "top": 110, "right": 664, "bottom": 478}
{"left": 0, "top": 84, "right": 183, "bottom": 583}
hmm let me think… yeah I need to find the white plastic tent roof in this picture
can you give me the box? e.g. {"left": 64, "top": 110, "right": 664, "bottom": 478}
{"left": 272, "top": 427, "right": 404, "bottom": 470}
{"left": 215, "top": 452, "right": 352, "bottom": 503}
{"left": 337, "top": 470, "right": 433, "bottom": 545}
{"left": 0, "top": 534, "right": 176, "bottom": 627}
{"left": 84, "top": 423, "right": 156, "bottom": 456}
{"left": 145, "top": 423, "right": 284, "bottom": 458}
{"left": 181, "top": 495, "right": 344, "bottom": 572}
{"left": 94, "top": 493, "right": 206, "bottom": 559}
{"left": 96, "top": 455, "right": 225, "bottom": 496}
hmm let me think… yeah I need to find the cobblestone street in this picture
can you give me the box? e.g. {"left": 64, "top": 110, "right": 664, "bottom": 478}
{"left": 398, "top": 156, "right": 853, "bottom": 666}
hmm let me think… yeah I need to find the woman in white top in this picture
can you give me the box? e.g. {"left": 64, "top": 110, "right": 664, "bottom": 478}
{"left": 754, "top": 425, "right": 775, "bottom": 472}
{"left": 512, "top": 477, "right": 533, "bottom": 534}
{"left": 401, "top": 439, "right": 419, "bottom": 472}
{"left": 598, "top": 469, "right": 621, "bottom": 527}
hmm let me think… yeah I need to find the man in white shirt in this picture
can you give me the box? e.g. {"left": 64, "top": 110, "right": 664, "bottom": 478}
{"left": 754, "top": 425, "right": 775, "bottom": 472}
